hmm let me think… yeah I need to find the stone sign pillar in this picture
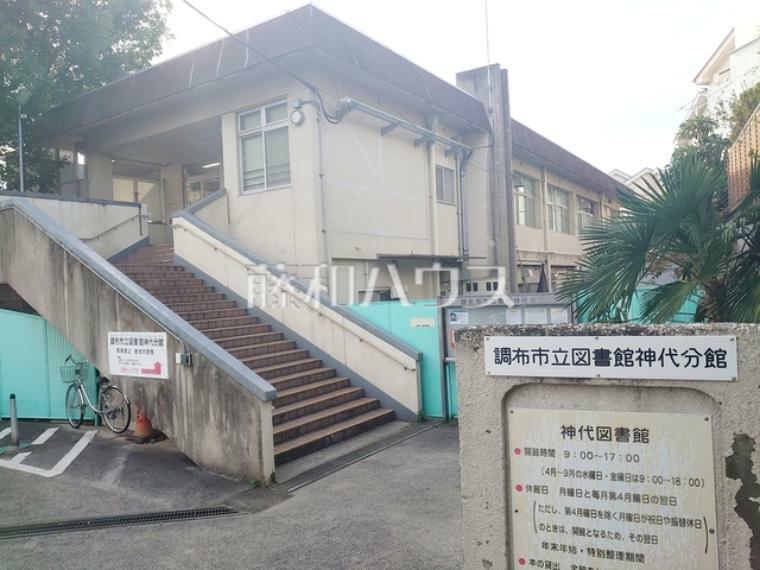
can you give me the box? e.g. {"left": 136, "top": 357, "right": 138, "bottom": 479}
{"left": 455, "top": 323, "right": 760, "bottom": 570}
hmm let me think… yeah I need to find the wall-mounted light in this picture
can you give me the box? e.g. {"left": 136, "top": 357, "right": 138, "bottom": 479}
{"left": 290, "top": 98, "right": 305, "bottom": 126}
{"left": 290, "top": 108, "right": 305, "bottom": 126}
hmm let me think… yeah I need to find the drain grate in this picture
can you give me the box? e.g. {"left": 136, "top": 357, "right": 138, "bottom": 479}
{"left": 0, "top": 506, "right": 239, "bottom": 540}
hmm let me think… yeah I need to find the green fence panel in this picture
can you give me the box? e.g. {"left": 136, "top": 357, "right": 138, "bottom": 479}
{"left": 0, "top": 308, "right": 96, "bottom": 420}
{"left": 579, "top": 287, "right": 700, "bottom": 324}
{"left": 349, "top": 300, "right": 444, "bottom": 418}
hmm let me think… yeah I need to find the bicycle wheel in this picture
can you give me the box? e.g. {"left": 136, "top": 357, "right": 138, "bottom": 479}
{"left": 100, "top": 385, "right": 131, "bottom": 434}
{"left": 65, "top": 384, "right": 84, "bottom": 428}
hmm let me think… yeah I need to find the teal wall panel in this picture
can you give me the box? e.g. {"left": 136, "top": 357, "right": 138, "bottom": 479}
{"left": 349, "top": 301, "right": 444, "bottom": 418}
{"left": 0, "top": 308, "right": 96, "bottom": 420}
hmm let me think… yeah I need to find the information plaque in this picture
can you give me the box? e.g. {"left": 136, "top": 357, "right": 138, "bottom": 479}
{"left": 507, "top": 408, "right": 719, "bottom": 569}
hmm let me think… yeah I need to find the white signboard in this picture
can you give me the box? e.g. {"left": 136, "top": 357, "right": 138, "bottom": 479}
{"left": 485, "top": 335, "right": 737, "bottom": 381}
{"left": 108, "top": 332, "right": 169, "bottom": 379}
{"left": 411, "top": 317, "right": 435, "bottom": 328}
{"left": 508, "top": 408, "right": 719, "bottom": 570}
{"left": 449, "top": 310, "right": 470, "bottom": 325}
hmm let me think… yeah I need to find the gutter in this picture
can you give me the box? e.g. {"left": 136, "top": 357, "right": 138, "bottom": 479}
{"left": 0, "top": 197, "right": 277, "bottom": 402}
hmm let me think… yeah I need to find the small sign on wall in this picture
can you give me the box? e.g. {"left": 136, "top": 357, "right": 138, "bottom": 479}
{"left": 485, "top": 335, "right": 737, "bottom": 381}
{"left": 108, "top": 332, "right": 169, "bottom": 379}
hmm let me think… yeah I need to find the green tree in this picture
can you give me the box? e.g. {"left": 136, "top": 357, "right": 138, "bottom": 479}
{"left": 724, "top": 82, "right": 760, "bottom": 142}
{"left": 557, "top": 155, "right": 760, "bottom": 323}
{"left": 0, "top": 0, "right": 172, "bottom": 192}
{"left": 671, "top": 116, "right": 729, "bottom": 171}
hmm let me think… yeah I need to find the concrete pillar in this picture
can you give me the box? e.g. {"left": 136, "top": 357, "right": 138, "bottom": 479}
{"left": 456, "top": 65, "right": 518, "bottom": 293}
{"left": 160, "top": 164, "right": 184, "bottom": 221}
{"left": 86, "top": 153, "right": 113, "bottom": 200}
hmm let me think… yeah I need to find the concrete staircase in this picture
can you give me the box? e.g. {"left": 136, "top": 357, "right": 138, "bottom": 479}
{"left": 115, "top": 244, "right": 395, "bottom": 464}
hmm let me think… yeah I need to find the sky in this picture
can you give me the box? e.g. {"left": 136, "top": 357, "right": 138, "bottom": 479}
{"left": 158, "top": 0, "right": 752, "bottom": 175}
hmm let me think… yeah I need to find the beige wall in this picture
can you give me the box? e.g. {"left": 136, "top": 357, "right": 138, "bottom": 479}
{"left": 61, "top": 61, "right": 620, "bottom": 297}
{"left": 1, "top": 195, "right": 145, "bottom": 258}
{"left": 508, "top": 157, "right": 621, "bottom": 290}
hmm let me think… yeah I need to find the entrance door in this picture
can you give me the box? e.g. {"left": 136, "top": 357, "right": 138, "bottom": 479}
{"left": 183, "top": 161, "right": 221, "bottom": 207}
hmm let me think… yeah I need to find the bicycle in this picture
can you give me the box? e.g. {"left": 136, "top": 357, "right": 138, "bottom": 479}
{"left": 61, "top": 355, "right": 132, "bottom": 434}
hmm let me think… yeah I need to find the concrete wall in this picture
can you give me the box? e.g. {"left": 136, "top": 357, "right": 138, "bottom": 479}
{"left": 0, "top": 193, "right": 145, "bottom": 258}
{"left": 455, "top": 323, "right": 760, "bottom": 570}
{"left": 0, "top": 203, "right": 275, "bottom": 482}
{"left": 172, "top": 215, "right": 421, "bottom": 417}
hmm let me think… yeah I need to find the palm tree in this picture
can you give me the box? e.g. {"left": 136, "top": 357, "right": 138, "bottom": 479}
{"left": 557, "top": 153, "right": 760, "bottom": 323}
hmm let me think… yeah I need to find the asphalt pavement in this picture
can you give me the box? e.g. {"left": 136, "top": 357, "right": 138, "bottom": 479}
{"left": 0, "top": 420, "right": 462, "bottom": 569}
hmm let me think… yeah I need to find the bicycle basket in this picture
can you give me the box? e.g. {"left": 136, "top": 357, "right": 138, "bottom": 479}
{"left": 60, "top": 362, "right": 90, "bottom": 384}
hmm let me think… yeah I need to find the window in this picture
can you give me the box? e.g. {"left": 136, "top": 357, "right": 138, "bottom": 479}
{"left": 547, "top": 185, "right": 570, "bottom": 233}
{"left": 436, "top": 165, "right": 455, "bottom": 204}
{"left": 513, "top": 172, "right": 538, "bottom": 227}
{"left": 238, "top": 101, "right": 291, "bottom": 193}
{"left": 577, "top": 196, "right": 596, "bottom": 232}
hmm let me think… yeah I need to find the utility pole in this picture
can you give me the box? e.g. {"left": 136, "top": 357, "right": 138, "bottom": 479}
{"left": 17, "top": 102, "right": 25, "bottom": 193}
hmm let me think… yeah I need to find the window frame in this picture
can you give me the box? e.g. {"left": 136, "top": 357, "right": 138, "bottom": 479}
{"left": 576, "top": 195, "right": 596, "bottom": 232}
{"left": 513, "top": 172, "right": 539, "bottom": 228}
{"left": 547, "top": 185, "right": 571, "bottom": 234}
{"left": 435, "top": 165, "right": 456, "bottom": 205}
{"left": 237, "top": 100, "right": 291, "bottom": 194}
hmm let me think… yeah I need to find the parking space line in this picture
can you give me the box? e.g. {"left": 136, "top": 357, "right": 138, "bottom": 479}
{"left": 8, "top": 452, "right": 31, "bottom": 464}
{"left": 31, "top": 427, "right": 59, "bottom": 445}
{"left": 0, "top": 430, "right": 96, "bottom": 478}
{"left": 0, "top": 428, "right": 10, "bottom": 441}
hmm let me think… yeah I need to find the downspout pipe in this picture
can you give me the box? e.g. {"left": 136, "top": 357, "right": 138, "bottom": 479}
{"left": 458, "top": 149, "right": 473, "bottom": 261}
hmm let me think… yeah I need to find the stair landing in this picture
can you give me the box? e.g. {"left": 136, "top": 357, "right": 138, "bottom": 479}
{"left": 116, "top": 244, "right": 395, "bottom": 465}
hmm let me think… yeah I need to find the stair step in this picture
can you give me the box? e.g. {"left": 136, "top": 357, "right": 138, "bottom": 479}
{"left": 215, "top": 331, "right": 283, "bottom": 349}
{"left": 273, "top": 397, "right": 380, "bottom": 444}
{"left": 255, "top": 358, "right": 323, "bottom": 381}
{"left": 146, "top": 285, "right": 215, "bottom": 296}
{"left": 192, "top": 316, "right": 262, "bottom": 331}
{"left": 273, "top": 386, "right": 364, "bottom": 425}
{"left": 202, "top": 323, "right": 270, "bottom": 340}
{"left": 228, "top": 340, "right": 296, "bottom": 359}
{"left": 274, "top": 377, "right": 350, "bottom": 407}
{"left": 167, "top": 299, "right": 236, "bottom": 312}
{"left": 154, "top": 292, "right": 226, "bottom": 304}
{"left": 112, "top": 244, "right": 399, "bottom": 466}
{"left": 267, "top": 367, "right": 338, "bottom": 390}
{"left": 274, "top": 408, "right": 396, "bottom": 464}
{"left": 241, "top": 348, "right": 310, "bottom": 369}
{"left": 176, "top": 307, "right": 247, "bottom": 320}
{"left": 119, "top": 265, "right": 185, "bottom": 273}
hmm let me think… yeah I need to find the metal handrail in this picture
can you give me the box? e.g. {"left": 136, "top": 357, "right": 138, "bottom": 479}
{"left": 83, "top": 213, "right": 150, "bottom": 241}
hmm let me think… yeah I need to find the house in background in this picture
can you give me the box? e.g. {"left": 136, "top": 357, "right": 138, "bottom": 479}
{"left": 1, "top": 5, "right": 624, "bottom": 479}
{"left": 688, "top": 21, "right": 760, "bottom": 123}
{"left": 609, "top": 167, "right": 661, "bottom": 198}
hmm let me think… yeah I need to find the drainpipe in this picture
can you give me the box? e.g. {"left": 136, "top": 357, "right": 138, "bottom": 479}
{"left": 427, "top": 142, "right": 439, "bottom": 258}
{"left": 540, "top": 166, "right": 552, "bottom": 292}
{"left": 458, "top": 150, "right": 472, "bottom": 262}
{"left": 316, "top": 112, "right": 332, "bottom": 293}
